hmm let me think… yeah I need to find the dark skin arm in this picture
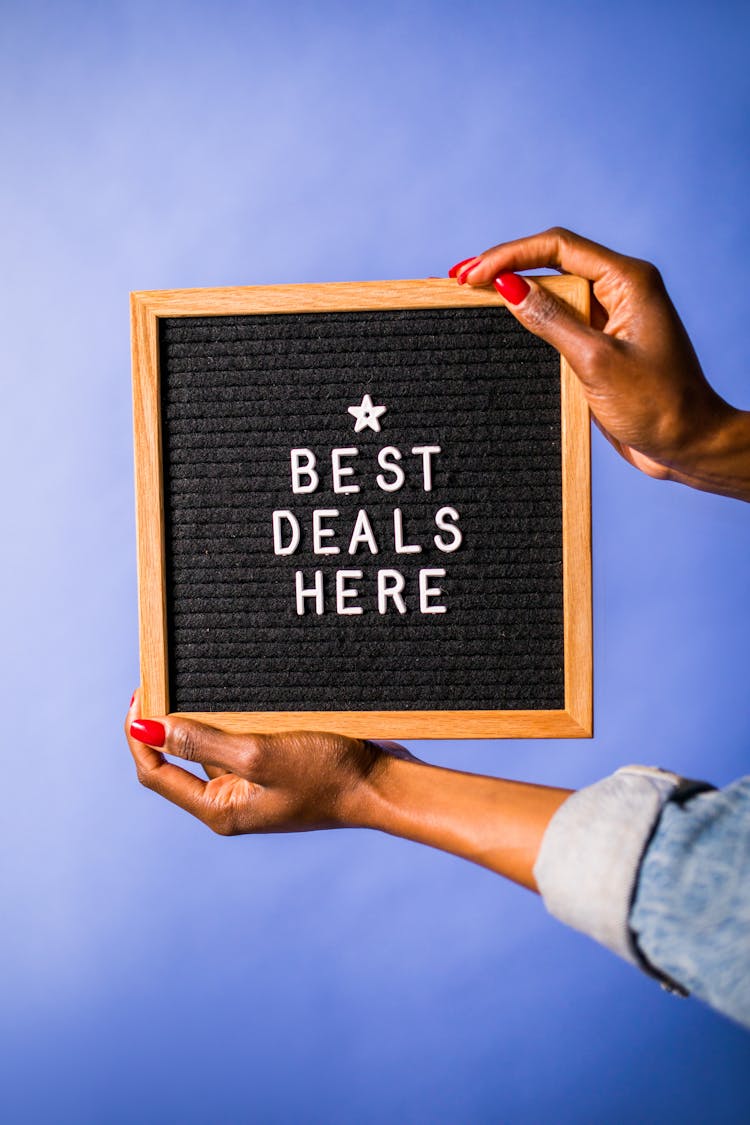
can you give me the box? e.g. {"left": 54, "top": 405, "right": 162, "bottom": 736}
{"left": 126, "top": 228, "right": 747, "bottom": 882}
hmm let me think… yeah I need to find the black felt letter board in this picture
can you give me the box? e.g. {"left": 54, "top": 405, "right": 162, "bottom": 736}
{"left": 161, "top": 307, "right": 562, "bottom": 712}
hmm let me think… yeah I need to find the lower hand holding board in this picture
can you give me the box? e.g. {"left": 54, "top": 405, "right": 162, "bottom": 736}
{"left": 131, "top": 276, "right": 592, "bottom": 739}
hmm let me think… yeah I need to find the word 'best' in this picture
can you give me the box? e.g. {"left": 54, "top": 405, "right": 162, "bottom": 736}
{"left": 289, "top": 445, "right": 442, "bottom": 494}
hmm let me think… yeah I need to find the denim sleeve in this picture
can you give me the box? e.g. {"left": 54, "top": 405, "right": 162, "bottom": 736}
{"left": 534, "top": 767, "right": 750, "bottom": 1030}
{"left": 533, "top": 766, "right": 701, "bottom": 977}
{"left": 630, "top": 775, "right": 750, "bottom": 1029}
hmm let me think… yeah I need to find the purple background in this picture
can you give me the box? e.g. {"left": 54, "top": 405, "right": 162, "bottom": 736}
{"left": 1, "top": 2, "right": 749, "bottom": 1121}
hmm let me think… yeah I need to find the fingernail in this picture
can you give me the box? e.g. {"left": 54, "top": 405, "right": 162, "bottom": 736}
{"left": 130, "top": 719, "right": 166, "bottom": 747}
{"left": 129, "top": 691, "right": 136, "bottom": 707}
{"left": 448, "top": 257, "right": 478, "bottom": 279}
{"left": 493, "top": 272, "right": 530, "bottom": 305}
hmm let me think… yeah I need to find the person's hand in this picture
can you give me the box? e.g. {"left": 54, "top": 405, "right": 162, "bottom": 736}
{"left": 124, "top": 691, "right": 570, "bottom": 888}
{"left": 124, "top": 691, "right": 413, "bottom": 835}
{"left": 450, "top": 229, "right": 750, "bottom": 500}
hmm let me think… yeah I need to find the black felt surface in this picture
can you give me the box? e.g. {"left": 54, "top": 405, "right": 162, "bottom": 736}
{"left": 159, "top": 307, "right": 564, "bottom": 712}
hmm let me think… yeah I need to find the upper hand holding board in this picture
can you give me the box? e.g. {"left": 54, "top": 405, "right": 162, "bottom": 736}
{"left": 454, "top": 227, "right": 748, "bottom": 499}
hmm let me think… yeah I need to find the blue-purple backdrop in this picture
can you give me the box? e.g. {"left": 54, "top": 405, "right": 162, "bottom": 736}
{"left": 2, "top": 2, "right": 749, "bottom": 1122}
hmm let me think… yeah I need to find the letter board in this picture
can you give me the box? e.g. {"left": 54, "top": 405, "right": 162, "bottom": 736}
{"left": 131, "top": 277, "right": 591, "bottom": 739}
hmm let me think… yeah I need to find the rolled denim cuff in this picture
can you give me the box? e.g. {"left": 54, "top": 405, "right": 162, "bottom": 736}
{"left": 533, "top": 766, "right": 706, "bottom": 976}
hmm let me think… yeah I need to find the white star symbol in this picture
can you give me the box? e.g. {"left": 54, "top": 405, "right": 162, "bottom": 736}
{"left": 347, "top": 393, "right": 387, "bottom": 433}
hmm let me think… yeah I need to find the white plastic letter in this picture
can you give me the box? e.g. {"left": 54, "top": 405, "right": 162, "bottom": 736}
{"left": 312, "top": 509, "right": 340, "bottom": 555}
{"left": 376, "top": 446, "right": 405, "bottom": 493}
{"left": 377, "top": 569, "right": 407, "bottom": 614}
{"left": 272, "top": 510, "right": 301, "bottom": 556}
{"left": 290, "top": 448, "right": 319, "bottom": 494}
{"left": 411, "top": 445, "right": 441, "bottom": 492}
{"left": 393, "top": 508, "right": 421, "bottom": 554}
{"left": 336, "top": 570, "right": 363, "bottom": 615}
{"left": 433, "top": 506, "right": 462, "bottom": 553}
{"left": 419, "top": 568, "right": 447, "bottom": 613}
{"left": 332, "top": 447, "right": 360, "bottom": 494}
{"left": 348, "top": 509, "right": 379, "bottom": 555}
{"left": 295, "top": 570, "right": 324, "bottom": 615}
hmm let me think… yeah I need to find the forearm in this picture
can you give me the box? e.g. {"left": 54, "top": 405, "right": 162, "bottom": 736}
{"left": 347, "top": 754, "right": 572, "bottom": 891}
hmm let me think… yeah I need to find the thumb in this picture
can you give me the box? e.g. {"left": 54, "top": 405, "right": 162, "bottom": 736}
{"left": 494, "top": 272, "right": 609, "bottom": 387}
{"left": 130, "top": 714, "right": 256, "bottom": 775}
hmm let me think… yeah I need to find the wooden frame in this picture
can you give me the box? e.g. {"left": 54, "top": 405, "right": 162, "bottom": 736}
{"left": 131, "top": 276, "right": 592, "bottom": 739}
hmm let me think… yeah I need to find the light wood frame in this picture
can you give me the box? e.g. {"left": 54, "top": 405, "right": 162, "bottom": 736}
{"left": 131, "top": 276, "right": 592, "bottom": 739}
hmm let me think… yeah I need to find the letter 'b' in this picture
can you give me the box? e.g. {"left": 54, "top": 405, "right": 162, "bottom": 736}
{"left": 290, "top": 449, "right": 319, "bottom": 494}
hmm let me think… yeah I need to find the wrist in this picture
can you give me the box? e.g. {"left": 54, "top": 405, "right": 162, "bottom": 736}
{"left": 667, "top": 401, "right": 750, "bottom": 500}
{"left": 340, "top": 746, "right": 415, "bottom": 831}
{"left": 343, "top": 750, "right": 572, "bottom": 891}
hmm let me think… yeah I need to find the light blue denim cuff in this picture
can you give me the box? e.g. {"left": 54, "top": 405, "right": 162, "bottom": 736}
{"left": 533, "top": 766, "right": 689, "bottom": 971}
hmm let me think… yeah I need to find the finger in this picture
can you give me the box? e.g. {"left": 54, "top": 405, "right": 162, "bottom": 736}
{"left": 124, "top": 701, "right": 228, "bottom": 777}
{"left": 457, "top": 228, "right": 627, "bottom": 287}
{"left": 124, "top": 688, "right": 162, "bottom": 772}
{"left": 125, "top": 704, "right": 213, "bottom": 822}
{"left": 130, "top": 714, "right": 259, "bottom": 776}
{"left": 131, "top": 746, "right": 211, "bottom": 818}
{"left": 492, "top": 273, "right": 618, "bottom": 390}
{"left": 448, "top": 256, "right": 481, "bottom": 280}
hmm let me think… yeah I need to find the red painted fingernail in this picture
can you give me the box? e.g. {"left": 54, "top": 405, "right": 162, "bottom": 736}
{"left": 493, "top": 272, "right": 530, "bottom": 305}
{"left": 130, "top": 719, "right": 166, "bottom": 747}
{"left": 448, "top": 257, "right": 477, "bottom": 279}
{"left": 129, "top": 692, "right": 135, "bottom": 707}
